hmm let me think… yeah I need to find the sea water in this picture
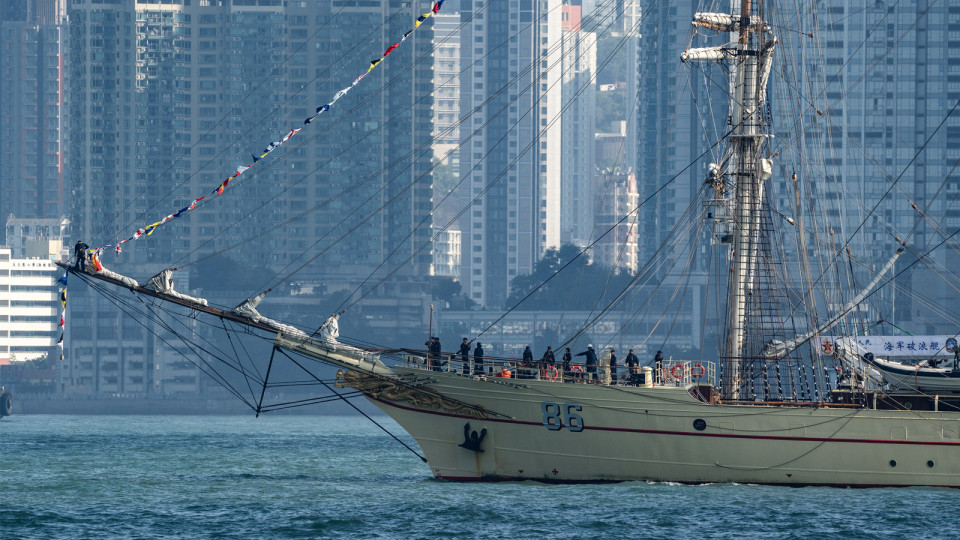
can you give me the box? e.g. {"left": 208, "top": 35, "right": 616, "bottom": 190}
{"left": 0, "top": 414, "right": 954, "bottom": 539}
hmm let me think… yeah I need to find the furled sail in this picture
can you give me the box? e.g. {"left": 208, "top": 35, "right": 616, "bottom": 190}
{"left": 144, "top": 268, "right": 208, "bottom": 306}
{"left": 233, "top": 291, "right": 309, "bottom": 340}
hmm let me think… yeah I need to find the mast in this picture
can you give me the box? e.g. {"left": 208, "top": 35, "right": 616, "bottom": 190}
{"left": 682, "top": 2, "right": 775, "bottom": 398}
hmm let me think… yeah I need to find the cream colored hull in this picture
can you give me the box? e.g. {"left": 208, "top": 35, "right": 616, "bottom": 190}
{"left": 370, "top": 369, "right": 960, "bottom": 486}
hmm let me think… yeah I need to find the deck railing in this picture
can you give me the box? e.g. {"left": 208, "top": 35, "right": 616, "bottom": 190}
{"left": 399, "top": 352, "right": 717, "bottom": 387}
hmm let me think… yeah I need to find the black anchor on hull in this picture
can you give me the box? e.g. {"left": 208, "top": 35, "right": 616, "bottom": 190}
{"left": 458, "top": 422, "right": 487, "bottom": 452}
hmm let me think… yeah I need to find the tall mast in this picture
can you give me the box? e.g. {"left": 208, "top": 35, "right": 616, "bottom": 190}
{"left": 682, "top": 2, "right": 775, "bottom": 398}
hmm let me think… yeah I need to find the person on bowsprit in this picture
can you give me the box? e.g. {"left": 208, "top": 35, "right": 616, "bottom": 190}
{"left": 575, "top": 345, "right": 598, "bottom": 381}
{"left": 473, "top": 342, "right": 485, "bottom": 375}
{"left": 460, "top": 338, "right": 471, "bottom": 374}
{"left": 74, "top": 240, "right": 89, "bottom": 272}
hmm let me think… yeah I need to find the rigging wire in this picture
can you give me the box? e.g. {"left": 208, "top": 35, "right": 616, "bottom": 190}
{"left": 94, "top": 1, "right": 359, "bottom": 243}
{"left": 340, "top": 2, "right": 642, "bottom": 312}
{"left": 275, "top": 348, "right": 427, "bottom": 462}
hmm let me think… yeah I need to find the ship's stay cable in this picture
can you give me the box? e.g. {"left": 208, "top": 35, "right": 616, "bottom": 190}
{"left": 275, "top": 348, "right": 427, "bottom": 462}
{"left": 162, "top": 0, "right": 636, "bottom": 320}
{"left": 73, "top": 268, "right": 367, "bottom": 412}
{"left": 160, "top": 0, "right": 628, "bottom": 312}
{"left": 568, "top": 1, "right": 683, "bottom": 348}
{"left": 326, "top": 0, "right": 643, "bottom": 315}
{"left": 84, "top": 275, "right": 266, "bottom": 388}
{"left": 162, "top": 2, "right": 499, "bottom": 269}
{"left": 163, "top": 0, "right": 545, "bottom": 275}
{"left": 645, "top": 207, "right": 708, "bottom": 354}
{"left": 604, "top": 187, "right": 709, "bottom": 354}
{"left": 768, "top": 1, "right": 939, "bottom": 263}
{"left": 479, "top": 130, "right": 729, "bottom": 348}
{"left": 73, "top": 272, "right": 258, "bottom": 408}
{"left": 100, "top": 0, "right": 459, "bottom": 267}
{"left": 94, "top": 1, "right": 357, "bottom": 242}
{"left": 325, "top": 0, "right": 629, "bottom": 307}
{"left": 221, "top": 318, "right": 260, "bottom": 405}
{"left": 161, "top": 4, "right": 489, "bottom": 273}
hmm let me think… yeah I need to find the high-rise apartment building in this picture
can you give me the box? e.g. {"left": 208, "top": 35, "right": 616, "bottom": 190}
{"left": 559, "top": 4, "right": 596, "bottom": 248}
{"left": 592, "top": 170, "right": 637, "bottom": 273}
{"left": 636, "top": 1, "right": 725, "bottom": 269}
{"left": 0, "top": 0, "right": 66, "bottom": 239}
{"left": 67, "top": 0, "right": 434, "bottom": 278}
{"left": 61, "top": 0, "right": 437, "bottom": 393}
{"left": 459, "top": 0, "right": 563, "bottom": 307}
{"left": 432, "top": 11, "right": 461, "bottom": 165}
{"left": 768, "top": 2, "right": 960, "bottom": 332}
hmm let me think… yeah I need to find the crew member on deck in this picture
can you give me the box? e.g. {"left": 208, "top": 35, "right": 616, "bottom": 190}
{"left": 460, "top": 338, "right": 471, "bottom": 374}
{"left": 74, "top": 240, "right": 89, "bottom": 272}
{"left": 431, "top": 337, "right": 442, "bottom": 371}
{"left": 609, "top": 348, "right": 618, "bottom": 382}
{"left": 575, "top": 345, "right": 598, "bottom": 381}
{"left": 520, "top": 346, "right": 534, "bottom": 379}
{"left": 654, "top": 350, "right": 664, "bottom": 376}
{"left": 625, "top": 349, "right": 640, "bottom": 385}
{"left": 473, "top": 342, "right": 484, "bottom": 375}
{"left": 541, "top": 346, "right": 555, "bottom": 366}
{"left": 562, "top": 348, "right": 572, "bottom": 380}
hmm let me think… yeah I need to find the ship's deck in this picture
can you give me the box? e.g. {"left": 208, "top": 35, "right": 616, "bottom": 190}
{"left": 398, "top": 352, "right": 714, "bottom": 387}
{"left": 397, "top": 352, "right": 960, "bottom": 412}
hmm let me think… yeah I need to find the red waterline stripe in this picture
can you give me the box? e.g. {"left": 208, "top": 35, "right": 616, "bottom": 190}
{"left": 371, "top": 397, "right": 960, "bottom": 447}
{"left": 434, "top": 474, "right": 960, "bottom": 488}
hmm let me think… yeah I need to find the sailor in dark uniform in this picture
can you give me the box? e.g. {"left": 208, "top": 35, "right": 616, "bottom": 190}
{"left": 460, "top": 338, "right": 471, "bottom": 374}
{"left": 473, "top": 342, "right": 484, "bottom": 375}
{"left": 74, "top": 240, "right": 89, "bottom": 272}
{"left": 575, "top": 345, "right": 598, "bottom": 381}
{"left": 609, "top": 348, "right": 618, "bottom": 382}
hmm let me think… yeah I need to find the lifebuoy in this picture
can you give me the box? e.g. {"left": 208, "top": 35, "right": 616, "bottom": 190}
{"left": 692, "top": 363, "right": 706, "bottom": 378}
{"left": 0, "top": 392, "right": 11, "bottom": 417}
{"left": 571, "top": 365, "right": 584, "bottom": 373}
{"left": 671, "top": 364, "right": 684, "bottom": 379}
{"left": 544, "top": 365, "right": 559, "bottom": 381}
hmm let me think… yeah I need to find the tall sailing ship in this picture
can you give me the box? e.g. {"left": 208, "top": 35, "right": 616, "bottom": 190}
{"left": 66, "top": 0, "right": 960, "bottom": 486}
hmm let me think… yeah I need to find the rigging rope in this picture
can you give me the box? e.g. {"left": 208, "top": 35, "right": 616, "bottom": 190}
{"left": 90, "top": 0, "right": 447, "bottom": 259}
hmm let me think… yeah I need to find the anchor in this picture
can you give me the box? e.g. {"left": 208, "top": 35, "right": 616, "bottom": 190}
{"left": 458, "top": 422, "right": 487, "bottom": 452}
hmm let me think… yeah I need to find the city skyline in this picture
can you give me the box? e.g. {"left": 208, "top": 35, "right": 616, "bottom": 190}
{"left": 1, "top": 0, "right": 958, "bottom": 370}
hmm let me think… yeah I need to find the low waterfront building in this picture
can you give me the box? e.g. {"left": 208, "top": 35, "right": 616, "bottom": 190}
{"left": 0, "top": 245, "right": 60, "bottom": 364}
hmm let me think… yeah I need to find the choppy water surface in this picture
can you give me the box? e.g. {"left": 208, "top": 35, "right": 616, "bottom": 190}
{"left": 0, "top": 414, "right": 953, "bottom": 538}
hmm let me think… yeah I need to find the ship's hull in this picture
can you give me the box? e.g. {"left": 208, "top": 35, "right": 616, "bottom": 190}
{"left": 367, "top": 369, "right": 960, "bottom": 487}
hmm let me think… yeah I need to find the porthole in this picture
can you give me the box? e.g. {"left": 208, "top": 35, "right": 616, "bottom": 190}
{"left": 889, "top": 460, "right": 897, "bottom": 467}
{"left": 927, "top": 460, "right": 935, "bottom": 468}
{"left": 693, "top": 419, "right": 706, "bottom": 431}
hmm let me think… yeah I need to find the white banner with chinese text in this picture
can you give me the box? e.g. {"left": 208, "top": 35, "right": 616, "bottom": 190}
{"left": 816, "top": 336, "right": 960, "bottom": 357}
